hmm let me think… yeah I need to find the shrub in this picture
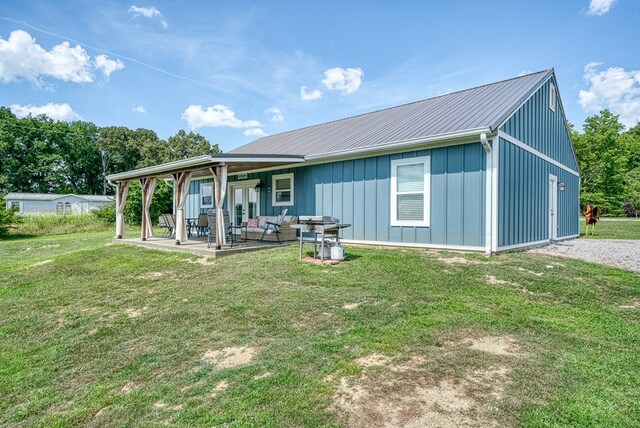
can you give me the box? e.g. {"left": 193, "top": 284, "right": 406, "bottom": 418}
{"left": 91, "top": 203, "right": 117, "bottom": 225}
{"left": 0, "top": 206, "right": 21, "bottom": 237}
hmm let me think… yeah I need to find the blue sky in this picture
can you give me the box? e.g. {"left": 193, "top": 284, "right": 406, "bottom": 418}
{"left": 1, "top": 0, "right": 638, "bottom": 152}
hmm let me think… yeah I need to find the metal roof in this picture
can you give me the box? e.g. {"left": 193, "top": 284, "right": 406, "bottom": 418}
{"left": 231, "top": 69, "right": 553, "bottom": 157}
{"left": 105, "top": 153, "right": 305, "bottom": 182}
{"left": 4, "top": 193, "right": 113, "bottom": 202}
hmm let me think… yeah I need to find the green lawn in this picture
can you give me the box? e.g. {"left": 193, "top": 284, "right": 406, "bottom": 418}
{"left": 1, "top": 232, "right": 639, "bottom": 427}
{"left": 580, "top": 217, "right": 640, "bottom": 239}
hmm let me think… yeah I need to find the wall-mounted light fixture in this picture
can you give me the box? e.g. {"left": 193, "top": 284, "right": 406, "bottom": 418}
{"left": 558, "top": 181, "right": 566, "bottom": 192}
{"left": 254, "top": 182, "right": 262, "bottom": 193}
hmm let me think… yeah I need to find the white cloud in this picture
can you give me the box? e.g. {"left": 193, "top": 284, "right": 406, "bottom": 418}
{"left": 322, "top": 67, "right": 364, "bottom": 94}
{"left": 265, "top": 107, "right": 283, "bottom": 122}
{"left": 579, "top": 62, "right": 640, "bottom": 128}
{"left": 0, "top": 30, "right": 124, "bottom": 85}
{"left": 94, "top": 54, "right": 125, "bottom": 77}
{"left": 133, "top": 105, "right": 146, "bottom": 113}
{"left": 182, "top": 104, "right": 261, "bottom": 130}
{"left": 587, "top": 0, "right": 616, "bottom": 15}
{"left": 129, "top": 5, "right": 168, "bottom": 29}
{"left": 300, "top": 86, "right": 322, "bottom": 101}
{"left": 10, "top": 103, "right": 80, "bottom": 121}
{"left": 244, "top": 128, "right": 267, "bottom": 137}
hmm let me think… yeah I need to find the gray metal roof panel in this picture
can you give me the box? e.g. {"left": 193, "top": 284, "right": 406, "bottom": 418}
{"left": 230, "top": 69, "right": 552, "bottom": 157}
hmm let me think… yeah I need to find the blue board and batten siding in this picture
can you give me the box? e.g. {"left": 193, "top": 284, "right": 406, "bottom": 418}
{"left": 497, "top": 76, "right": 580, "bottom": 248}
{"left": 187, "top": 143, "right": 487, "bottom": 248}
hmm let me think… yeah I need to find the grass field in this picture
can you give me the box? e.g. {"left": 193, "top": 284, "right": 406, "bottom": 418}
{"left": 580, "top": 217, "right": 640, "bottom": 239}
{"left": 1, "top": 231, "right": 639, "bottom": 427}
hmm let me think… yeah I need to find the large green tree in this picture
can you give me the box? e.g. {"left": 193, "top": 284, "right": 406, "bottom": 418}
{"left": 573, "top": 110, "right": 640, "bottom": 215}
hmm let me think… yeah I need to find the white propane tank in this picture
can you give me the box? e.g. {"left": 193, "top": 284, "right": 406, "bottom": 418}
{"left": 331, "top": 244, "right": 345, "bottom": 261}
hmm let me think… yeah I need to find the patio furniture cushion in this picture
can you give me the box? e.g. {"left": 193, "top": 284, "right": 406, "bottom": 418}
{"left": 247, "top": 218, "right": 259, "bottom": 228}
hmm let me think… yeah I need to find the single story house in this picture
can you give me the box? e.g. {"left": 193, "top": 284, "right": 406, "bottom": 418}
{"left": 4, "top": 193, "right": 113, "bottom": 215}
{"left": 107, "top": 68, "right": 579, "bottom": 254}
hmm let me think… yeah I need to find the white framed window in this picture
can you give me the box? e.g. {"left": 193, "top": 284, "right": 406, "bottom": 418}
{"left": 272, "top": 173, "right": 294, "bottom": 206}
{"left": 390, "top": 156, "right": 430, "bottom": 227}
{"left": 56, "top": 202, "right": 63, "bottom": 215}
{"left": 200, "top": 182, "right": 213, "bottom": 208}
{"left": 64, "top": 202, "right": 72, "bottom": 214}
{"left": 549, "top": 82, "right": 556, "bottom": 112}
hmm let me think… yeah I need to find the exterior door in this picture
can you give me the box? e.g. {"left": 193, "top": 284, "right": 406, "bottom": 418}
{"left": 229, "top": 180, "right": 260, "bottom": 225}
{"left": 549, "top": 174, "right": 558, "bottom": 240}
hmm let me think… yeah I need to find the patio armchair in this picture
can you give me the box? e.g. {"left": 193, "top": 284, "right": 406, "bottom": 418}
{"left": 260, "top": 209, "right": 288, "bottom": 244}
{"left": 207, "top": 209, "right": 233, "bottom": 248}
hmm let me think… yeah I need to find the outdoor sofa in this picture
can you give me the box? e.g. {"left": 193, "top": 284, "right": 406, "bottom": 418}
{"left": 244, "top": 215, "right": 298, "bottom": 241}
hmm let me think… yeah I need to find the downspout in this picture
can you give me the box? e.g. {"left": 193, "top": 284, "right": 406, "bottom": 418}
{"left": 480, "top": 133, "right": 493, "bottom": 257}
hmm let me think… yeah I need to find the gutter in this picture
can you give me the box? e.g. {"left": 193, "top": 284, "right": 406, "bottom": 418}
{"left": 480, "top": 133, "right": 493, "bottom": 257}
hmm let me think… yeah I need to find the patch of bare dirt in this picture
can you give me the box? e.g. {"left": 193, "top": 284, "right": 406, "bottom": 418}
{"left": 437, "top": 256, "right": 481, "bottom": 266}
{"left": 253, "top": 371, "right": 273, "bottom": 380}
{"left": 619, "top": 300, "right": 640, "bottom": 310}
{"left": 303, "top": 256, "right": 341, "bottom": 265}
{"left": 153, "top": 402, "right": 183, "bottom": 410}
{"left": 124, "top": 307, "right": 148, "bottom": 318}
{"left": 201, "top": 346, "right": 257, "bottom": 369}
{"left": 332, "top": 337, "right": 523, "bottom": 427}
{"left": 517, "top": 267, "right": 544, "bottom": 277}
{"left": 485, "top": 275, "right": 507, "bottom": 285}
{"left": 137, "top": 272, "right": 166, "bottom": 279}
{"left": 210, "top": 380, "right": 229, "bottom": 398}
{"left": 469, "top": 336, "right": 522, "bottom": 356}
{"left": 29, "top": 259, "right": 53, "bottom": 268}
{"left": 121, "top": 381, "right": 139, "bottom": 393}
{"left": 343, "top": 302, "right": 361, "bottom": 310}
{"left": 188, "top": 257, "right": 215, "bottom": 266}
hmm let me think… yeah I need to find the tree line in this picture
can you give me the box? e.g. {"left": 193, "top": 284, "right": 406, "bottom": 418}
{"left": 0, "top": 106, "right": 220, "bottom": 196}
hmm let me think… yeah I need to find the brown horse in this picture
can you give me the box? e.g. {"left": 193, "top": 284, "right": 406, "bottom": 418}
{"left": 585, "top": 203, "right": 600, "bottom": 236}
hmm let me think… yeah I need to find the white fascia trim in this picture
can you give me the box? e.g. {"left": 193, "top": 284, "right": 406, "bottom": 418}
{"left": 235, "top": 131, "right": 494, "bottom": 176}
{"left": 106, "top": 155, "right": 213, "bottom": 182}
{"left": 498, "top": 131, "right": 579, "bottom": 177}
{"left": 211, "top": 156, "right": 305, "bottom": 163}
{"left": 495, "top": 74, "right": 553, "bottom": 130}
{"left": 496, "top": 239, "right": 550, "bottom": 252}
{"left": 341, "top": 238, "right": 485, "bottom": 252}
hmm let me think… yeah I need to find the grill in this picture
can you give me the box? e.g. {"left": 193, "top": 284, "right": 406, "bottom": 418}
{"left": 298, "top": 215, "right": 339, "bottom": 226}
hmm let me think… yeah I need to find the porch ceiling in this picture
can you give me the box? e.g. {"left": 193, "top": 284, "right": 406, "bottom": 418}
{"left": 106, "top": 154, "right": 305, "bottom": 182}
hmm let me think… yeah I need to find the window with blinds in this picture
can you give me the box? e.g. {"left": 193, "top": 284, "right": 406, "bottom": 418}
{"left": 272, "top": 173, "right": 294, "bottom": 206}
{"left": 390, "top": 156, "right": 430, "bottom": 227}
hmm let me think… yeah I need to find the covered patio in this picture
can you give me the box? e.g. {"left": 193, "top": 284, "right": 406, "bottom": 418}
{"left": 106, "top": 153, "right": 304, "bottom": 254}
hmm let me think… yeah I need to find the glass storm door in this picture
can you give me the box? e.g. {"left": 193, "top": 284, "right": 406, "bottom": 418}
{"left": 229, "top": 180, "right": 259, "bottom": 225}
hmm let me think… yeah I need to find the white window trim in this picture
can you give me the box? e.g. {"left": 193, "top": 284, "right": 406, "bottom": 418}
{"left": 390, "top": 156, "right": 431, "bottom": 227}
{"left": 549, "top": 83, "right": 556, "bottom": 112}
{"left": 200, "top": 182, "right": 214, "bottom": 208}
{"left": 272, "top": 173, "right": 294, "bottom": 207}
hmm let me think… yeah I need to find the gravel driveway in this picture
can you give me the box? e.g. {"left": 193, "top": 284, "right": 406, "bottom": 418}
{"left": 529, "top": 239, "right": 640, "bottom": 274}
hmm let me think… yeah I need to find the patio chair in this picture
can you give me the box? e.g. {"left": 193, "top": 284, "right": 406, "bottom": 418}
{"left": 196, "top": 213, "right": 208, "bottom": 237}
{"left": 161, "top": 213, "right": 176, "bottom": 237}
{"left": 207, "top": 209, "right": 233, "bottom": 248}
{"left": 260, "top": 209, "right": 288, "bottom": 244}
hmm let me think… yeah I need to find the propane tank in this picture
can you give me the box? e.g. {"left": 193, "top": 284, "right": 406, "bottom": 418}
{"left": 331, "top": 244, "right": 345, "bottom": 261}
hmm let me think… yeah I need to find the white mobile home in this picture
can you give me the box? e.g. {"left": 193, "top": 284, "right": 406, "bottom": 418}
{"left": 4, "top": 193, "right": 113, "bottom": 215}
